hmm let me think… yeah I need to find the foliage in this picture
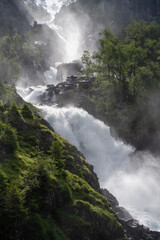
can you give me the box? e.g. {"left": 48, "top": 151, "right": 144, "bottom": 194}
{"left": 0, "top": 30, "right": 46, "bottom": 84}
{"left": 80, "top": 21, "right": 160, "bottom": 150}
{"left": 21, "top": 103, "right": 33, "bottom": 119}
{"left": 81, "top": 50, "right": 95, "bottom": 80}
{"left": 49, "top": 140, "right": 64, "bottom": 170}
{"left": 8, "top": 102, "right": 21, "bottom": 120}
{"left": 82, "top": 21, "right": 160, "bottom": 105}
{"left": 0, "top": 87, "right": 125, "bottom": 239}
{"left": 0, "top": 101, "right": 4, "bottom": 112}
{"left": 0, "top": 122, "right": 18, "bottom": 153}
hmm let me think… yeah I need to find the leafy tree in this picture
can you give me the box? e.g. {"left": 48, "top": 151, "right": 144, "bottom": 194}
{"left": 81, "top": 50, "right": 95, "bottom": 80}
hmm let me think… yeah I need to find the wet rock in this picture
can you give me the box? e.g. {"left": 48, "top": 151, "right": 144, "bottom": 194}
{"left": 101, "top": 188, "right": 160, "bottom": 240}
{"left": 101, "top": 188, "right": 119, "bottom": 208}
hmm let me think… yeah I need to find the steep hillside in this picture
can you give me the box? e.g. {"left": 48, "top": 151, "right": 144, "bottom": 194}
{"left": 0, "top": 84, "right": 125, "bottom": 240}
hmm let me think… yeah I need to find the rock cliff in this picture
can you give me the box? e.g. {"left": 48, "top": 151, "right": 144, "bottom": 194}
{"left": 0, "top": 0, "right": 30, "bottom": 37}
{"left": 54, "top": 0, "right": 160, "bottom": 49}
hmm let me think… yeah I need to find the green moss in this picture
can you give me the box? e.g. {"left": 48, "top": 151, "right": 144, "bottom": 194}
{"left": 0, "top": 88, "right": 125, "bottom": 239}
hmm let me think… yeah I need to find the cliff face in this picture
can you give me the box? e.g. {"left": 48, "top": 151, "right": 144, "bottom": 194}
{"left": 0, "top": 0, "right": 30, "bottom": 37}
{"left": 55, "top": 0, "right": 160, "bottom": 37}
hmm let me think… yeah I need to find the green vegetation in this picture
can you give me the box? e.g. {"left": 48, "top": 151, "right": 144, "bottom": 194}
{"left": 0, "top": 121, "right": 18, "bottom": 153}
{"left": 21, "top": 103, "right": 33, "bottom": 119}
{"left": 80, "top": 21, "right": 160, "bottom": 151}
{"left": 0, "top": 84, "right": 125, "bottom": 240}
{"left": 0, "top": 30, "right": 46, "bottom": 84}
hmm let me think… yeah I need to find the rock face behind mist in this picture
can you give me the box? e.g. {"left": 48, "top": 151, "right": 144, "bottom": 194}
{"left": 56, "top": 61, "right": 83, "bottom": 82}
{"left": 0, "top": 0, "right": 30, "bottom": 37}
{"left": 55, "top": 0, "right": 160, "bottom": 38}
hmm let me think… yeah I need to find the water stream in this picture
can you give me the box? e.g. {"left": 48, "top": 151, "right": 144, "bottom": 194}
{"left": 17, "top": 85, "right": 160, "bottom": 231}
{"left": 16, "top": 0, "right": 160, "bottom": 232}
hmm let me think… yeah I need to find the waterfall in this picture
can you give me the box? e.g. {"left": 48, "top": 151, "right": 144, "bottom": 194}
{"left": 16, "top": 0, "right": 160, "bottom": 233}
{"left": 38, "top": 105, "right": 160, "bottom": 231}
{"left": 17, "top": 82, "right": 160, "bottom": 231}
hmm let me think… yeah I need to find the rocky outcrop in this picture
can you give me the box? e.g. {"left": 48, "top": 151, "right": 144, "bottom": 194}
{"left": 33, "top": 74, "right": 93, "bottom": 105}
{"left": 101, "top": 188, "right": 160, "bottom": 240}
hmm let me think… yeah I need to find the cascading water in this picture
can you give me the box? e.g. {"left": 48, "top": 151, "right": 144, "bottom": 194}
{"left": 39, "top": 106, "right": 160, "bottom": 231}
{"left": 17, "top": 86, "right": 160, "bottom": 231}
{"left": 16, "top": 0, "right": 160, "bottom": 233}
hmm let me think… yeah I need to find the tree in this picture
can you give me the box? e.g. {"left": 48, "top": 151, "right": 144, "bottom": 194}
{"left": 0, "top": 122, "right": 18, "bottom": 153}
{"left": 81, "top": 50, "right": 95, "bottom": 80}
{"left": 8, "top": 103, "right": 21, "bottom": 120}
{"left": 49, "top": 140, "right": 64, "bottom": 170}
{"left": 21, "top": 104, "right": 33, "bottom": 119}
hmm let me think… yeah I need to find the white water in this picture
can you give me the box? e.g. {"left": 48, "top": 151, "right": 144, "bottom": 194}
{"left": 38, "top": 106, "right": 160, "bottom": 231}
{"left": 44, "top": 67, "right": 58, "bottom": 85}
{"left": 18, "top": 0, "right": 160, "bottom": 232}
{"left": 16, "top": 85, "right": 160, "bottom": 230}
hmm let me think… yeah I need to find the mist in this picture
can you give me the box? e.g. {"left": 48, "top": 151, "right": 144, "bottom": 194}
{"left": 35, "top": 106, "right": 160, "bottom": 231}
{"left": 15, "top": 0, "right": 160, "bottom": 233}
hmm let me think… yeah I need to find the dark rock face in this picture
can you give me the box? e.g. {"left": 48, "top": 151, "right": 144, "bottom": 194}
{"left": 101, "top": 188, "right": 160, "bottom": 240}
{"left": 30, "top": 23, "right": 66, "bottom": 66}
{"left": 101, "top": 188, "right": 133, "bottom": 222}
{"left": 56, "top": 60, "right": 83, "bottom": 82}
{"left": 0, "top": 0, "right": 30, "bottom": 37}
{"left": 54, "top": 0, "right": 160, "bottom": 52}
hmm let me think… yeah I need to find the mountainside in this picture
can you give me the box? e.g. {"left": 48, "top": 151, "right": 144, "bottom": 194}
{"left": 55, "top": 0, "right": 160, "bottom": 38}
{"left": 0, "top": 84, "right": 126, "bottom": 240}
{"left": 0, "top": 0, "right": 30, "bottom": 37}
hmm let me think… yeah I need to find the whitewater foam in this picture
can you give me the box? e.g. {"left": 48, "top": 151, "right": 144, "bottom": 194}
{"left": 38, "top": 105, "right": 160, "bottom": 231}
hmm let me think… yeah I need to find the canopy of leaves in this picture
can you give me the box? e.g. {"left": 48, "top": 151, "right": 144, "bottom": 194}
{"left": 82, "top": 21, "right": 160, "bottom": 106}
{"left": 80, "top": 21, "right": 160, "bottom": 151}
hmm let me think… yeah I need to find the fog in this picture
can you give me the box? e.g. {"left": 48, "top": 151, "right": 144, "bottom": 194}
{"left": 25, "top": 0, "right": 99, "bottom": 63}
